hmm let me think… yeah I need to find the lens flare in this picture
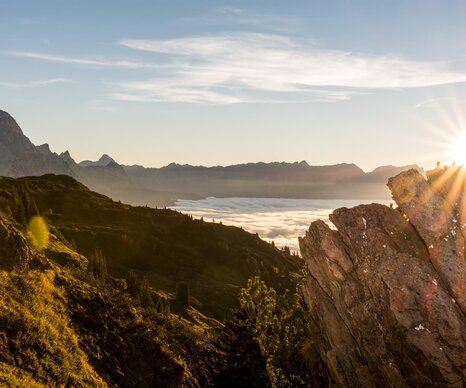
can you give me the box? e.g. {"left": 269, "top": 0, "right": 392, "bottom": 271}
{"left": 451, "top": 132, "right": 466, "bottom": 166}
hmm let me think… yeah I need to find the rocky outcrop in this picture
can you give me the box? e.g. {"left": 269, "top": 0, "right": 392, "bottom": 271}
{"left": 300, "top": 168, "right": 466, "bottom": 387}
{"left": 0, "top": 110, "right": 178, "bottom": 207}
{"left": 0, "top": 110, "right": 76, "bottom": 178}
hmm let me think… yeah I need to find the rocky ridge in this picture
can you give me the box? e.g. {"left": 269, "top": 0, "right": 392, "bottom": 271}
{"left": 0, "top": 110, "right": 178, "bottom": 206}
{"left": 300, "top": 167, "right": 466, "bottom": 387}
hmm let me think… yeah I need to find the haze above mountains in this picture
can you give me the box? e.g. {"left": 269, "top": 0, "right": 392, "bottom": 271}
{"left": 0, "top": 110, "right": 423, "bottom": 206}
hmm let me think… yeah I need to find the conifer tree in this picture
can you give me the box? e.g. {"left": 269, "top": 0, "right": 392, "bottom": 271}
{"left": 139, "top": 276, "right": 154, "bottom": 307}
{"left": 88, "top": 250, "right": 107, "bottom": 281}
{"left": 175, "top": 281, "right": 190, "bottom": 308}
{"left": 126, "top": 270, "right": 141, "bottom": 298}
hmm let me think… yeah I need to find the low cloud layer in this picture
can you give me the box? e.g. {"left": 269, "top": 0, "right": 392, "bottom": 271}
{"left": 172, "top": 197, "right": 387, "bottom": 252}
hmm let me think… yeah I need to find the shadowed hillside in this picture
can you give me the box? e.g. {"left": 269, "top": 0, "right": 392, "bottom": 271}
{"left": 0, "top": 214, "right": 225, "bottom": 386}
{"left": 0, "top": 174, "right": 302, "bottom": 319}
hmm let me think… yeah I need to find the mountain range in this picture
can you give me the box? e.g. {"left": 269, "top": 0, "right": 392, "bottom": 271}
{"left": 0, "top": 110, "right": 423, "bottom": 206}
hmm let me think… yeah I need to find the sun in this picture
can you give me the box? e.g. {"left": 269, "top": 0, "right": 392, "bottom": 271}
{"left": 451, "top": 132, "right": 466, "bottom": 166}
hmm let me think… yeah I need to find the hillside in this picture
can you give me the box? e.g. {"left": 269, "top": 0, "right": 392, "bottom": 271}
{"left": 0, "top": 174, "right": 301, "bottom": 319}
{"left": 0, "top": 214, "right": 225, "bottom": 386}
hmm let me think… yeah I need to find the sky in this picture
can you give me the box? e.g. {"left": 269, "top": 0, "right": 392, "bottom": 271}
{"left": 2, "top": 0, "right": 466, "bottom": 171}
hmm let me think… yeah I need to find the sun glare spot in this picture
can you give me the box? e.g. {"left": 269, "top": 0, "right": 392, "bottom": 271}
{"left": 451, "top": 132, "right": 466, "bottom": 166}
{"left": 27, "top": 216, "right": 50, "bottom": 251}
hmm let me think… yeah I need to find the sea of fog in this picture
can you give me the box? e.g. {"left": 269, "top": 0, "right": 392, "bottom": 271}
{"left": 172, "top": 197, "right": 388, "bottom": 252}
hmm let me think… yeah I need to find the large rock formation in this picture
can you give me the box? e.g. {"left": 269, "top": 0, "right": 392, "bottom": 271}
{"left": 300, "top": 168, "right": 466, "bottom": 387}
{"left": 0, "top": 110, "right": 76, "bottom": 178}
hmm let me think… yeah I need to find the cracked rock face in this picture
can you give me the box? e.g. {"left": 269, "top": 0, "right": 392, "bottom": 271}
{"left": 300, "top": 168, "right": 466, "bottom": 387}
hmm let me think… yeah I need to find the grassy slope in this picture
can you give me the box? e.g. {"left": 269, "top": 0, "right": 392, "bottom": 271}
{"left": 0, "top": 216, "right": 223, "bottom": 387}
{"left": 0, "top": 174, "right": 302, "bottom": 319}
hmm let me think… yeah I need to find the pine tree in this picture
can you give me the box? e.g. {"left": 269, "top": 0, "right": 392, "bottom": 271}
{"left": 88, "top": 250, "right": 107, "bottom": 281}
{"left": 175, "top": 281, "right": 190, "bottom": 308}
{"left": 139, "top": 276, "right": 154, "bottom": 307}
{"left": 126, "top": 270, "right": 141, "bottom": 298}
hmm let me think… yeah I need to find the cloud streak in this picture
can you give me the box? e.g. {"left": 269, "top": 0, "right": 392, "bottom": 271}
{"left": 0, "top": 77, "right": 68, "bottom": 88}
{"left": 9, "top": 33, "right": 466, "bottom": 104}
{"left": 180, "top": 7, "right": 303, "bottom": 33}
{"left": 8, "top": 51, "right": 162, "bottom": 69}
{"left": 116, "top": 33, "right": 466, "bottom": 104}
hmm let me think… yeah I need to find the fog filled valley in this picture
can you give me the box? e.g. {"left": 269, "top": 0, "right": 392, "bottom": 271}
{"left": 172, "top": 197, "right": 389, "bottom": 251}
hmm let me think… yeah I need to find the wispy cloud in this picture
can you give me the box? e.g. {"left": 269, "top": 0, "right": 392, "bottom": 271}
{"left": 115, "top": 33, "right": 466, "bottom": 104}
{"left": 8, "top": 51, "right": 161, "bottom": 69}
{"left": 180, "top": 7, "right": 303, "bottom": 33}
{"left": 9, "top": 33, "right": 466, "bottom": 104}
{"left": 0, "top": 77, "right": 68, "bottom": 88}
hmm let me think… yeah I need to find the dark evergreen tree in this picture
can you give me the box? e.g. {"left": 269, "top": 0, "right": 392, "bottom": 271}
{"left": 126, "top": 270, "right": 141, "bottom": 298}
{"left": 175, "top": 281, "right": 190, "bottom": 308}
{"left": 139, "top": 276, "right": 154, "bottom": 307}
{"left": 88, "top": 250, "right": 107, "bottom": 281}
{"left": 214, "top": 309, "right": 271, "bottom": 387}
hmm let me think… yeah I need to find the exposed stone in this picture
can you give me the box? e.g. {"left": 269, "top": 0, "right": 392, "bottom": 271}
{"left": 300, "top": 169, "right": 466, "bottom": 387}
{"left": 388, "top": 169, "right": 466, "bottom": 315}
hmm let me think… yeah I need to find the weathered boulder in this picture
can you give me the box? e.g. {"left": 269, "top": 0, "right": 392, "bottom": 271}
{"left": 300, "top": 168, "right": 466, "bottom": 387}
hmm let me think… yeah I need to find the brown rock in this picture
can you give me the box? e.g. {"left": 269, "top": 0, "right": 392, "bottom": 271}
{"left": 388, "top": 169, "right": 466, "bottom": 315}
{"left": 300, "top": 169, "right": 466, "bottom": 387}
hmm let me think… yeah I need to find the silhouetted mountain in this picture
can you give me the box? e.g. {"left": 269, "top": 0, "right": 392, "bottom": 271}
{"left": 0, "top": 110, "right": 76, "bottom": 178}
{"left": 0, "top": 110, "right": 191, "bottom": 206}
{"left": 79, "top": 153, "right": 115, "bottom": 167}
{"left": 125, "top": 161, "right": 423, "bottom": 199}
{"left": 1, "top": 110, "right": 423, "bottom": 202}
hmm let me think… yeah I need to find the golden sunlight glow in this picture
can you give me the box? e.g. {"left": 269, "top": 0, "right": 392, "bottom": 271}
{"left": 451, "top": 132, "right": 466, "bottom": 166}
{"left": 27, "top": 216, "right": 50, "bottom": 251}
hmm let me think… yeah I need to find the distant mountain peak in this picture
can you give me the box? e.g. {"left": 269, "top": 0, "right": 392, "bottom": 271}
{"left": 59, "top": 150, "right": 76, "bottom": 164}
{"left": 99, "top": 154, "right": 115, "bottom": 164}
{"left": 37, "top": 143, "right": 51, "bottom": 155}
{"left": 0, "top": 110, "right": 23, "bottom": 136}
{"left": 79, "top": 154, "right": 116, "bottom": 168}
